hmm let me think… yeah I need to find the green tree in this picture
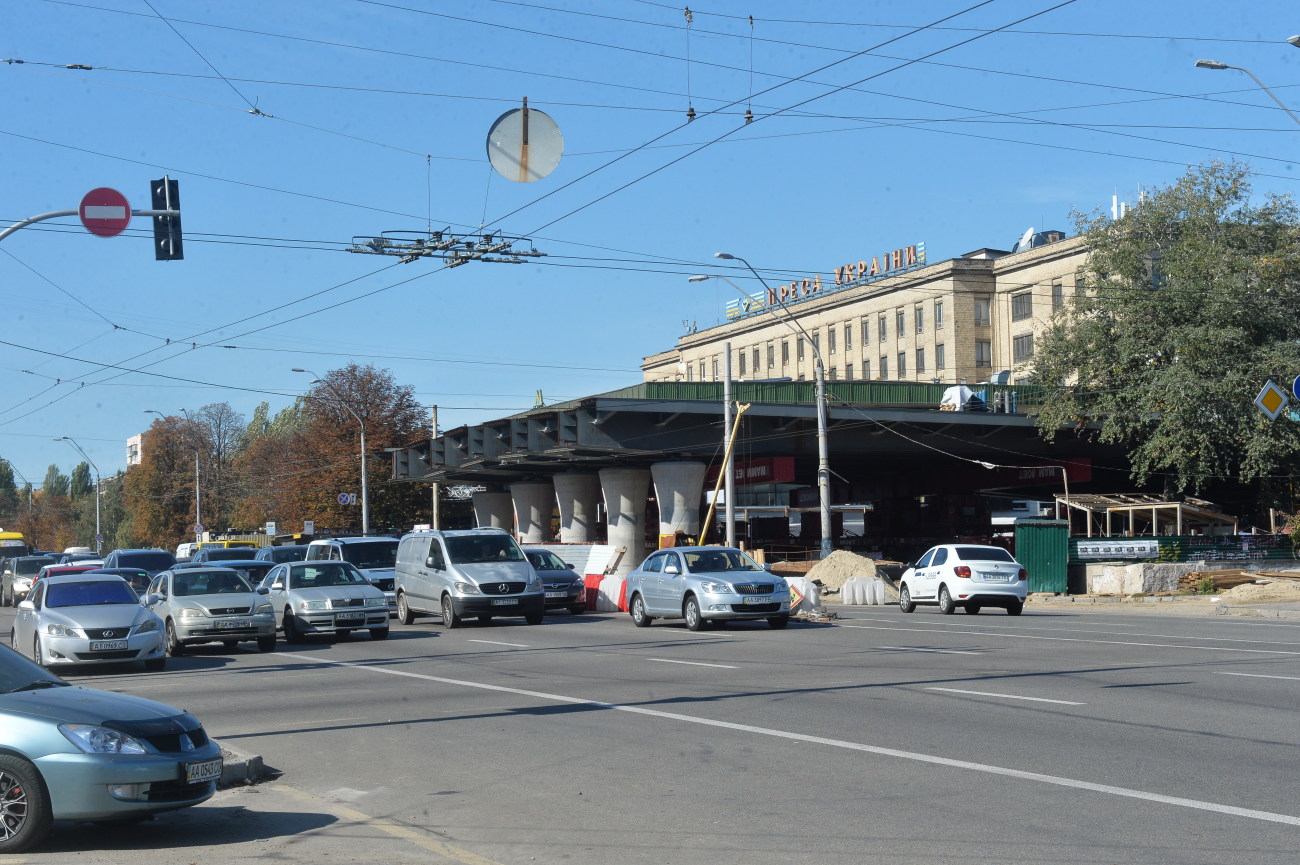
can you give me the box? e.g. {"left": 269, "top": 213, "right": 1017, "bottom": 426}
{"left": 1031, "top": 161, "right": 1300, "bottom": 494}
{"left": 0, "top": 458, "right": 18, "bottom": 521}
{"left": 69, "top": 462, "right": 93, "bottom": 500}
{"left": 42, "top": 464, "right": 70, "bottom": 498}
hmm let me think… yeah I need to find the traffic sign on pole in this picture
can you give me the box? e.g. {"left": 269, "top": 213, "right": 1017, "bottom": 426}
{"left": 79, "top": 187, "right": 132, "bottom": 238}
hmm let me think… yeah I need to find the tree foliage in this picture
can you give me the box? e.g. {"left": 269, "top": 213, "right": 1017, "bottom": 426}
{"left": 1031, "top": 161, "right": 1300, "bottom": 494}
{"left": 42, "top": 465, "right": 69, "bottom": 498}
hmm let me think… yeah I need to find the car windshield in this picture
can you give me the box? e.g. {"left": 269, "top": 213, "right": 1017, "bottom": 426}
{"left": 174, "top": 570, "right": 253, "bottom": 596}
{"left": 224, "top": 563, "right": 272, "bottom": 583}
{"left": 526, "top": 550, "right": 567, "bottom": 571}
{"left": 268, "top": 546, "right": 307, "bottom": 562}
{"left": 0, "top": 647, "right": 67, "bottom": 692}
{"left": 45, "top": 580, "right": 140, "bottom": 607}
{"left": 15, "top": 557, "right": 56, "bottom": 576}
{"left": 116, "top": 551, "right": 176, "bottom": 571}
{"left": 340, "top": 541, "right": 399, "bottom": 569}
{"left": 954, "top": 546, "right": 1016, "bottom": 563}
{"left": 288, "top": 563, "right": 367, "bottom": 588}
{"left": 445, "top": 535, "right": 524, "bottom": 564}
{"left": 682, "top": 549, "right": 763, "bottom": 573}
{"left": 202, "top": 548, "right": 256, "bottom": 562}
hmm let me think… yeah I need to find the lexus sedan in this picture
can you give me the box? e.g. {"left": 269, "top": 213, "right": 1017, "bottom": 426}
{"left": 626, "top": 546, "right": 792, "bottom": 630}
{"left": 144, "top": 567, "right": 276, "bottom": 655}
{"left": 897, "top": 543, "right": 1028, "bottom": 615}
{"left": 257, "top": 561, "right": 389, "bottom": 642}
{"left": 0, "top": 643, "right": 221, "bottom": 853}
{"left": 10, "top": 574, "right": 167, "bottom": 671}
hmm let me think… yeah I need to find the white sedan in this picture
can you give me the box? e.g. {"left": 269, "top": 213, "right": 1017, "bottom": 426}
{"left": 898, "top": 544, "right": 1028, "bottom": 615}
{"left": 9, "top": 574, "right": 167, "bottom": 670}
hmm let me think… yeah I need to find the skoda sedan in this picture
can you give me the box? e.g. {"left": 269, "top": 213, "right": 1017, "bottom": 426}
{"left": 897, "top": 543, "right": 1028, "bottom": 615}
{"left": 626, "top": 546, "right": 792, "bottom": 631}
{"left": 10, "top": 574, "right": 167, "bottom": 671}
{"left": 0, "top": 643, "right": 221, "bottom": 853}
{"left": 257, "top": 561, "right": 389, "bottom": 641}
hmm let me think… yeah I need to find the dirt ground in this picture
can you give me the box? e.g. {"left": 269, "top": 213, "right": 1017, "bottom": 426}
{"left": 1215, "top": 579, "right": 1300, "bottom": 604}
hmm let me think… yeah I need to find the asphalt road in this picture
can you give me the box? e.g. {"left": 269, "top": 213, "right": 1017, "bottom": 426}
{"left": 3, "top": 604, "right": 1298, "bottom": 864}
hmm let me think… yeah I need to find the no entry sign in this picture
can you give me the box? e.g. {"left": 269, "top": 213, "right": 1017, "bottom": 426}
{"left": 79, "top": 187, "right": 131, "bottom": 237}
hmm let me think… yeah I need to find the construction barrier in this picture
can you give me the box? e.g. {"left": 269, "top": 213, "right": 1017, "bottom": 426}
{"left": 840, "top": 577, "right": 886, "bottom": 605}
{"left": 784, "top": 576, "right": 823, "bottom": 615}
{"left": 596, "top": 576, "right": 628, "bottom": 612}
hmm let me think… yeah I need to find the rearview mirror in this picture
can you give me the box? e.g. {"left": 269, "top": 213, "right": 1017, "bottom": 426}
{"left": 256, "top": 586, "right": 269, "bottom": 595}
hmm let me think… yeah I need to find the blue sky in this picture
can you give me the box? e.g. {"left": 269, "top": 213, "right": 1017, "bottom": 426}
{"left": 2, "top": 0, "right": 1298, "bottom": 484}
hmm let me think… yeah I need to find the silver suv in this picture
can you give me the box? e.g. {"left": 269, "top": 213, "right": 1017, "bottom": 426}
{"left": 626, "top": 546, "right": 792, "bottom": 631}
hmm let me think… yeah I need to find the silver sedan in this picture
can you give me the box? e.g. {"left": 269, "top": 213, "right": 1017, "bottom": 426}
{"left": 9, "top": 574, "right": 167, "bottom": 671}
{"left": 144, "top": 567, "right": 276, "bottom": 655}
{"left": 258, "top": 561, "right": 390, "bottom": 642}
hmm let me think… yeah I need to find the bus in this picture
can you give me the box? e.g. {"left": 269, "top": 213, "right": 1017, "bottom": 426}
{"left": 0, "top": 530, "right": 30, "bottom": 561}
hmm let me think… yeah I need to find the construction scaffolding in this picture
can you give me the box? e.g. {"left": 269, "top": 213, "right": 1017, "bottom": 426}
{"left": 1054, "top": 493, "right": 1239, "bottom": 538}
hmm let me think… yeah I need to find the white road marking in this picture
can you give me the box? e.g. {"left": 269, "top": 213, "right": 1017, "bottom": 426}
{"left": 837, "top": 624, "right": 1300, "bottom": 656}
{"left": 466, "top": 639, "right": 528, "bottom": 648}
{"left": 925, "top": 686, "right": 1085, "bottom": 706}
{"left": 647, "top": 658, "right": 737, "bottom": 669}
{"left": 877, "top": 645, "right": 982, "bottom": 655}
{"left": 1215, "top": 671, "right": 1300, "bottom": 681}
{"left": 847, "top": 615, "right": 1300, "bottom": 646}
{"left": 278, "top": 652, "right": 1300, "bottom": 827}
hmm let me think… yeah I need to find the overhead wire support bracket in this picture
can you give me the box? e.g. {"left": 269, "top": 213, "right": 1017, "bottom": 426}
{"left": 347, "top": 229, "right": 545, "bottom": 265}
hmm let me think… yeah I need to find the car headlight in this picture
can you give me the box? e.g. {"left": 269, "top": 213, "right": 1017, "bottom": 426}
{"left": 301, "top": 599, "right": 328, "bottom": 611}
{"left": 44, "top": 622, "right": 80, "bottom": 637}
{"left": 526, "top": 577, "right": 543, "bottom": 592}
{"left": 133, "top": 619, "right": 160, "bottom": 635}
{"left": 699, "top": 581, "right": 734, "bottom": 594}
{"left": 178, "top": 607, "right": 206, "bottom": 619}
{"left": 60, "top": 723, "right": 149, "bottom": 755}
{"left": 254, "top": 603, "right": 273, "bottom": 614}
{"left": 453, "top": 581, "right": 481, "bottom": 595}
{"left": 365, "top": 597, "right": 387, "bottom": 608}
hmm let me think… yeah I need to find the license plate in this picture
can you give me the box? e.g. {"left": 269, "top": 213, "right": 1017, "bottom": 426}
{"left": 545, "top": 591, "right": 568, "bottom": 598}
{"left": 491, "top": 598, "right": 518, "bottom": 606}
{"left": 89, "top": 640, "right": 128, "bottom": 651}
{"left": 216, "top": 619, "right": 250, "bottom": 629}
{"left": 980, "top": 573, "right": 1009, "bottom": 582}
{"left": 334, "top": 612, "right": 364, "bottom": 622}
{"left": 184, "top": 757, "right": 223, "bottom": 784}
{"left": 742, "top": 596, "right": 773, "bottom": 605}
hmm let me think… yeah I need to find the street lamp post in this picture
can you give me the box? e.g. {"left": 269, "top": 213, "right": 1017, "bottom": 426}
{"left": 1194, "top": 58, "right": 1300, "bottom": 128}
{"left": 694, "top": 253, "right": 834, "bottom": 560}
{"left": 53, "top": 436, "right": 100, "bottom": 552}
{"left": 293, "top": 368, "right": 369, "bottom": 535}
{"left": 144, "top": 410, "right": 201, "bottom": 539}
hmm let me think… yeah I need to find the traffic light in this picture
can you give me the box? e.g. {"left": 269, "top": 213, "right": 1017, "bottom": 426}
{"left": 150, "top": 176, "right": 183, "bottom": 261}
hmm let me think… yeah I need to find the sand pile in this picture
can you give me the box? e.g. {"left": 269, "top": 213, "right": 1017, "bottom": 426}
{"left": 806, "top": 551, "right": 884, "bottom": 591}
{"left": 1217, "top": 579, "right": 1300, "bottom": 604}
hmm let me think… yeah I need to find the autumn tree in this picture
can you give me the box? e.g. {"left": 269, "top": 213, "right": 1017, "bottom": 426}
{"left": 1031, "top": 161, "right": 1300, "bottom": 496}
{"left": 125, "top": 419, "right": 204, "bottom": 547}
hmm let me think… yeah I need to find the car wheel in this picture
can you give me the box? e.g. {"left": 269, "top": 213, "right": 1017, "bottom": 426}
{"left": 256, "top": 635, "right": 276, "bottom": 652}
{"left": 283, "top": 611, "right": 302, "bottom": 643}
{"left": 937, "top": 585, "right": 956, "bottom": 615}
{"left": 31, "top": 635, "right": 43, "bottom": 667}
{"left": 629, "top": 594, "right": 652, "bottom": 628}
{"left": 165, "top": 620, "right": 186, "bottom": 656}
{"left": 1, "top": 584, "right": 9, "bottom": 607}
{"left": 966, "top": 604, "right": 981, "bottom": 615}
{"left": 1006, "top": 600, "right": 1024, "bottom": 616}
{"left": 396, "top": 592, "right": 415, "bottom": 626}
{"left": 684, "top": 596, "right": 704, "bottom": 632}
{"left": 767, "top": 614, "right": 790, "bottom": 629}
{"left": 440, "top": 595, "right": 461, "bottom": 629}
{"left": 898, "top": 584, "right": 916, "bottom": 613}
{"left": 525, "top": 611, "right": 543, "bottom": 625}
{"left": 143, "top": 656, "right": 166, "bottom": 672}
{"left": 0, "top": 755, "right": 53, "bottom": 854}
{"left": 370, "top": 627, "right": 390, "bottom": 640}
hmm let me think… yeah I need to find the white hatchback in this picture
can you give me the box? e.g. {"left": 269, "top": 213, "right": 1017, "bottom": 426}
{"left": 898, "top": 544, "right": 1028, "bottom": 616}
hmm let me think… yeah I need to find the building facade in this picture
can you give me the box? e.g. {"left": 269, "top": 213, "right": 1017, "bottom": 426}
{"left": 643, "top": 233, "right": 1085, "bottom": 387}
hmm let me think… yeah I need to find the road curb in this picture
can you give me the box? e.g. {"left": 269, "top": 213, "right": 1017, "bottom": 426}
{"left": 216, "top": 740, "right": 265, "bottom": 788}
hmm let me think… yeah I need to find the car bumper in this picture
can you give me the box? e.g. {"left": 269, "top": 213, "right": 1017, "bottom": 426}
{"left": 698, "top": 595, "right": 792, "bottom": 620}
{"left": 295, "top": 610, "right": 389, "bottom": 633}
{"left": 174, "top": 615, "right": 276, "bottom": 643}
{"left": 36, "top": 744, "right": 221, "bottom": 821}
{"left": 41, "top": 633, "right": 166, "bottom": 666}
{"left": 451, "top": 594, "right": 546, "bottom": 617}
{"left": 543, "top": 587, "right": 585, "bottom": 610}
{"left": 951, "top": 582, "right": 1028, "bottom": 602}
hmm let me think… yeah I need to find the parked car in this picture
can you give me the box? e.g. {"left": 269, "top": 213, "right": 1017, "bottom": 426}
{"left": 897, "top": 544, "right": 1028, "bottom": 615}
{"left": 175, "top": 558, "right": 274, "bottom": 586}
{"left": 257, "top": 561, "right": 389, "bottom": 642}
{"left": 305, "top": 537, "right": 399, "bottom": 615}
{"left": 626, "top": 546, "right": 792, "bottom": 631}
{"left": 32, "top": 564, "right": 102, "bottom": 588}
{"left": 524, "top": 548, "right": 586, "bottom": 615}
{"left": 144, "top": 567, "right": 276, "bottom": 655}
{"left": 0, "top": 642, "right": 222, "bottom": 853}
{"left": 10, "top": 574, "right": 167, "bottom": 671}
{"left": 83, "top": 567, "right": 153, "bottom": 597}
{"left": 101, "top": 548, "right": 177, "bottom": 576}
{"left": 1, "top": 556, "right": 57, "bottom": 606}
{"left": 55, "top": 553, "right": 101, "bottom": 565}
{"left": 394, "top": 528, "right": 544, "bottom": 627}
{"left": 189, "top": 547, "right": 263, "bottom": 565}
{"left": 254, "top": 544, "right": 309, "bottom": 564}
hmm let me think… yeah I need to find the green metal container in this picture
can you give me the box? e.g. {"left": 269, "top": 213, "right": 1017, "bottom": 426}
{"left": 1014, "top": 520, "right": 1070, "bottom": 594}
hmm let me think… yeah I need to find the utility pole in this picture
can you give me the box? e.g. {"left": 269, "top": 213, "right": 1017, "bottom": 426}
{"left": 431, "top": 405, "right": 440, "bottom": 530}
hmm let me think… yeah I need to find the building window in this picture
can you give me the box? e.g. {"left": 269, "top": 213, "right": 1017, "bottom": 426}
{"left": 767, "top": 343, "right": 775, "bottom": 369}
{"left": 712, "top": 358, "right": 719, "bottom": 379}
{"left": 844, "top": 323, "right": 853, "bottom": 352}
{"left": 828, "top": 328, "right": 837, "bottom": 355}
{"left": 915, "top": 307, "right": 924, "bottom": 334}
{"left": 936, "top": 343, "right": 946, "bottom": 370}
{"left": 845, "top": 362, "right": 853, "bottom": 379}
{"left": 880, "top": 355, "right": 889, "bottom": 379}
{"left": 895, "top": 309, "right": 905, "bottom": 339}
{"left": 752, "top": 348, "right": 760, "bottom": 371}
{"left": 974, "top": 297, "right": 991, "bottom": 327}
{"left": 1011, "top": 291, "right": 1033, "bottom": 322}
{"left": 861, "top": 318, "right": 871, "bottom": 346}
{"left": 897, "top": 352, "right": 907, "bottom": 378}
{"left": 738, "top": 351, "right": 747, "bottom": 376}
{"left": 1013, "top": 333, "right": 1035, "bottom": 362}
{"left": 829, "top": 366, "right": 838, "bottom": 381}
{"left": 812, "top": 332, "right": 820, "bottom": 356}
{"left": 935, "top": 300, "right": 944, "bottom": 330}
{"left": 686, "top": 364, "right": 693, "bottom": 381}
{"left": 797, "top": 338, "right": 805, "bottom": 362}
{"left": 781, "top": 340, "right": 789, "bottom": 365}
{"left": 878, "top": 316, "right": 887, "bottom": 342}
{"left": 698, "top": 361, "right": 705, "bottom": 380}
{"left": 862, "top": 359, "right": 871, "bottom": 379}
{"left": 916, "top": 347, "right": 925, "bottom": 374}
{"left": 1052, "top": 281, "right": 1064, "bottom": 311}
{"left": 975, "top": 340, "right": 992, "bottom": 368}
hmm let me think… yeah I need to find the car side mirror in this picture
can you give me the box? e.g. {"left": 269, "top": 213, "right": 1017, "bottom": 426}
{"left": 664, "top": 563, "right": 681, "bottom": 575}
{"left": 565, "top": 563, "right": 575, "bottom": 569}
{"left": 763, "top": 563, "right": 773, "bottom": 572}
{"left": 256, "top": 586, "right": 270, "bottom": 595}
{"left": 144, "top": 593, "right": 161, "bottom": 606}
{"left": 426, "top": 557, "right": 443, "bottom": 570}
{"left": 17, "top": 600, "right": 34, "bottom": 612}
{"left": 271, "top": 582, "right": 284, "bottom": 591}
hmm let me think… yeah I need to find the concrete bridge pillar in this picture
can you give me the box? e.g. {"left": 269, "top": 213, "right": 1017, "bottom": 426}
{"left": 599, "top": 467, "right": 651, "bottom": 575}
{"left": 651, "top": 461, "right": 707, "bottom": 540}
{"left": 553, "top": 473, "right": 601, "bottom": 543}
{"left": 471, "top": 490, "right": 514, "bottom": 531}
{"left": 510, "top": 481, "right": 555, "bottom": 544}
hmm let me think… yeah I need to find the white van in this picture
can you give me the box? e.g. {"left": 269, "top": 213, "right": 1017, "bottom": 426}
{"left": 305, "top": 537, "right": 399, "bottom": 615}
{"left": 394, "top": 528, "right": 544, "bottom": 627}
{"left": 175, "top": 542, "right": 197, "bottom": 562}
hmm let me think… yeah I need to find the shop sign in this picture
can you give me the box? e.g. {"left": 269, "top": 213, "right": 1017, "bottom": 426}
{"left": 725, "top": 242, "right": 926, "bottom": 319}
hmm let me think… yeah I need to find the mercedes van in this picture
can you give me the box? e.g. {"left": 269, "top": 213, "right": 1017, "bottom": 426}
{"left": 394, "top": 528, "right": 544, "bottom": 627}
